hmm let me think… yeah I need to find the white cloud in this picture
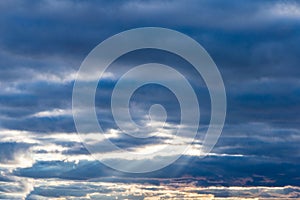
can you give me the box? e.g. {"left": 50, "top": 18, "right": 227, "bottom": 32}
{"left": 34, "top": 71, "right": 77, "bottom": 83}
{"left": 269, "top": 2, "right": 300, "bottom": 19}
{"left": 31, "top": 108, "right": 72, "bottom": 118}
{"left": 0, "top": 129, "right": 39, "bottom": 144}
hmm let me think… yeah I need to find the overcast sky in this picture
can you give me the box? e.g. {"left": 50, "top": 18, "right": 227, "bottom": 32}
{"left": 0, "top": 0, "right": 299, "bottom": 199}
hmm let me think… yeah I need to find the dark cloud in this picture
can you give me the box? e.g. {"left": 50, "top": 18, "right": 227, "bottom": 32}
{"left": 0, "top": 0, "right": 299, "bottom": 128}
{"left": 14, "top": 155, "right": 300, "bottom": 187}
{"left": 14, "top": 160, "right": 116, "bottom": 180}
{"left": 215, "top": 126, "right": 300, "bottom": 164}
{"left": 0, "top": 142, "right": 31, "bottom": 163}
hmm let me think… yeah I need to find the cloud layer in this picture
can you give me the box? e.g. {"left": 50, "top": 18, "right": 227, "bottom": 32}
{"left": 0, "top": 0, "right": 299, "bottom": 199}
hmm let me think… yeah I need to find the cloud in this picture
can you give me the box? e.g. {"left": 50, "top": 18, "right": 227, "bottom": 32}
{"left": 269, "top": 1, "right": 300, "bottom": 19}
{"left": 31, "top": 108, "right": 72, "bottom": 118}
{"left": 0, "top": 0, "right": 299, "bottom": 198}
{"left": 23, "top": 179, "right": 300, "bottom": 199}
{"left": 0, "top": 142, "right": 34, "bottom": 169}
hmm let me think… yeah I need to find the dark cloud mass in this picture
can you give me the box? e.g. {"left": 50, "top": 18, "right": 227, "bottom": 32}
{"left": 0, "top": 0, "right": 299, "bottom": 199}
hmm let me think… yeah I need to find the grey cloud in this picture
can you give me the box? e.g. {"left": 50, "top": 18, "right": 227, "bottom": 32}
{"left": 0, "top": 142, "right": 31, "bottom": 163}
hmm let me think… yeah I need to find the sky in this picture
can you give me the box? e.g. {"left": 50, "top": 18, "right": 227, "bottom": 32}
{"left": 0, "top": 0, "right": 300, "bottom": 199}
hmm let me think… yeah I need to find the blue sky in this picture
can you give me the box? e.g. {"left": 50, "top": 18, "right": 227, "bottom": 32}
{"left": 0, "top": 0, "right": 299, "bottom": 199}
